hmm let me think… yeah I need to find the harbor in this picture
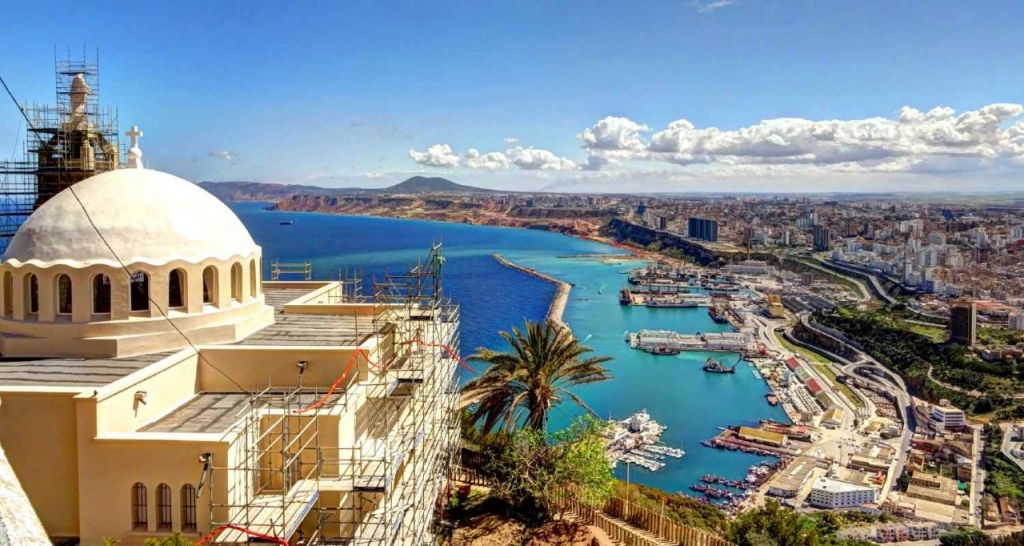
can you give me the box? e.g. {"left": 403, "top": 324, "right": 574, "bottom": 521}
{"left": 474, "top": 248, "right": 791, "bottom": 499}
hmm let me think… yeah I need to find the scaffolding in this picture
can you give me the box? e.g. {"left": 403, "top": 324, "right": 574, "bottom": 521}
{"left": 205, "top": 244, "right": 461, "bottom": 545}
{"left": 0, "top": 50, "right": 121, "bottom": 253}
{"left": 270, "top": 259, "right": 313, "bottom": 281}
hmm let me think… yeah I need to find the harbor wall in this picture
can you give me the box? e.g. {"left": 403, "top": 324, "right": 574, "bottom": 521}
{"left": 491, "top": 254, "right": 571, "bottom": 330}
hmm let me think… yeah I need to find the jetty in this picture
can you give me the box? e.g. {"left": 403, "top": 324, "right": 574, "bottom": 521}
{"left": 492, "top": 253, "right": 572, "bottom": 330}
{"left": 627, "top": 329, "right": 756, "bottom": 354}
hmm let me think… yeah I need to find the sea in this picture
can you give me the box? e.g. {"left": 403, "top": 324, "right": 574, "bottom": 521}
{"left": 233, "top": 202, "right": 789, "bottom": 497}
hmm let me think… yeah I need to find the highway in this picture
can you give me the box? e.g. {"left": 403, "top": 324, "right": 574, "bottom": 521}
{"left": 795, "top": 312, "right": 917, "bottom": 503}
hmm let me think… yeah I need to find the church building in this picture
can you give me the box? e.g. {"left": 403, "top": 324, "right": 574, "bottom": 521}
{"left": 0, "top": 129, "right": 461, "bottom": 545}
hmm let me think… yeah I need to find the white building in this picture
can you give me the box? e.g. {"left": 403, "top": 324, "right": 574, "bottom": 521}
{"left": 808, "top": 477, "right": 876, "bottom": 509}
{"left": 930, "top": 404, "right": 966, "bottom": 432}
{"left": 1009, "top": 312, "right": 1024, "bottom": 332}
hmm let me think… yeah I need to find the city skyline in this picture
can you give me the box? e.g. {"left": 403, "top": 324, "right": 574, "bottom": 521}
{"left": 1, "top": 0, "right": 1022, "bottom": 193}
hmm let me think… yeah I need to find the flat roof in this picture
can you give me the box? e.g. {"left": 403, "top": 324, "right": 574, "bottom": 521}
{"left": 263, "top": 287, "right": 314, "bottom": 312}
{"left": 142, "top": 391, "right": 344, "bottom": 434}
{"left": 770, "top": 455, "right": 817, "bottom": 492}
{"left": 738, "top": 426, "right": 786, "bottom": 444}
{"left": 236, "top": 313, "right": 375, "bottom": 347}
{"left": 0, "top": 351, "right": 176, "bottom": 388}
{"left": 812, "top": 477, "right": 874, "bottom": 494}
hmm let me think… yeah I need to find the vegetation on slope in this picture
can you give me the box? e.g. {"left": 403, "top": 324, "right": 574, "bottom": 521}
{"left": 982, "top": 424, "right": 1024, "bottom": 501}
{"left": 816, "top": 309, "right": 1024, "bottom": 414}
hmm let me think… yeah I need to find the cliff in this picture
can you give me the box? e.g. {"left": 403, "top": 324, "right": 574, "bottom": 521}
{"left": 600, "top": 218, "right": 721, "bottom": 266}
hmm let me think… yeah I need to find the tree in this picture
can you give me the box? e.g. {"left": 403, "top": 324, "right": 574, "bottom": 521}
{"left": 143, "top": 534, "right": 195, "bottom": 546}
{"left": 726, "top": 500, "right": 819, "bottom": 546}
{"left": 483, "top": 415, "right": 615, "bottom": 524}
{"left": 461, "top": 320, "right": 612, "bottom": 434}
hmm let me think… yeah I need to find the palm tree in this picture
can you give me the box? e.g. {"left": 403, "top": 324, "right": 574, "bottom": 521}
{"left": 461, "top": 319, "right": 612, "bottom": 434}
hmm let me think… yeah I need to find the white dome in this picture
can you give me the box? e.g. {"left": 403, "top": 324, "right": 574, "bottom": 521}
{"left": 2, "top": 169, "right": 260, "bottom": 267}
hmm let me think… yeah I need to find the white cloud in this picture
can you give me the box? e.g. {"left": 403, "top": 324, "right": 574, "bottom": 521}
{"left": 465, "top": 148, "right": 510, "bottom": 170}
{"left": 580, "top": 154, "right": 612, "bottom": 171}
{"left": 645, "top": 103, "right": 1024, "bottom": 169}
{"left": 409, "top": 144, "right": 460, "bottom": 168}
{"left": 691, "top": 0, "right": 735, "bottom": 13}
{"left": 209, "top": 150, "right": 237, "bottom": 162}
{"left": 504, "top": 137, "right": 519, "bottom": 144}
{"left": 578, "top": 116, "right": 650, "bottom": 152}
{"left": 506, "top": 146, "right": 578, "bottom": 170}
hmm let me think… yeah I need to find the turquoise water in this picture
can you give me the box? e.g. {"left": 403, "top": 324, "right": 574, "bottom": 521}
{"left": 232, "top": 203, "right": 788, "bottom": 496}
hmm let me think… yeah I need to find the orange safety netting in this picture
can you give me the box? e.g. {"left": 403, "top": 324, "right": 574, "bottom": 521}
{"left": 292, "top": 340, "right": 472, "bottom": 415}
{"left": 195, "top": 524, "right": 289, "bottom": 546}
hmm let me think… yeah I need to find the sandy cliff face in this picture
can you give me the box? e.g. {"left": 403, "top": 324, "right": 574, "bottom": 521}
{"left": 269, "top": 195, "right": 607, "bottom": 236}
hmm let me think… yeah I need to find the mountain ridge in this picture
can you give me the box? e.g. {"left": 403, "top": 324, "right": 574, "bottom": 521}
{"left": 199, "top": 176, "right": 497, "bottom": 202}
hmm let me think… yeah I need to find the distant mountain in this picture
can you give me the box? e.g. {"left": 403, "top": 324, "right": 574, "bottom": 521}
{"left": 197, "top": 181, "right": 364, "bottom": 202}
{"left": 199, "top": 176, "right": 497, "bottom": 202}
{"left": 380, "top": 176, "right": 497, "bottom": 194}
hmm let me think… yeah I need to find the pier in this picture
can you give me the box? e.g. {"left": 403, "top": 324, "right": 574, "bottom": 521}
{"left": 492, "top": 253, "right": 572, "bottom": 329}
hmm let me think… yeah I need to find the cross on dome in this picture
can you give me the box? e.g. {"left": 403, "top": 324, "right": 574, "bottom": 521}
{"left": 126, "top": 125, "right": 144, "bottom": 169}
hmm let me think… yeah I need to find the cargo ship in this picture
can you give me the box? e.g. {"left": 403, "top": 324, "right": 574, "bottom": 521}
{"left": 619, "top": 288, "right": 632, "bottom": 306}
{"left": 708, "top": 305, "right": 730, "bottom": 323}
{"left": 703, "top": 356, "right": 740, "bottom": 374}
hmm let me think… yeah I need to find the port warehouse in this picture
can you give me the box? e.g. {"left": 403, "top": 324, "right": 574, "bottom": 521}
{"left": 737, "top": 426, "right": 787, "bottom": 448}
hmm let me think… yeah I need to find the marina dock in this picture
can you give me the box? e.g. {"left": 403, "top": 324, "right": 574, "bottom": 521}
{"left": 602, "top": 410, "right": 685, "bottom": 472}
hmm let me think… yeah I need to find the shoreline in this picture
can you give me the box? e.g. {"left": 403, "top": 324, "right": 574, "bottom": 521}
{"left": 491, "top": 253, "right": 572, "bottom": 330}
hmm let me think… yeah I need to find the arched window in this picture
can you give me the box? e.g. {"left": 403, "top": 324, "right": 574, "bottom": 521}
{"left": 92, "top": 274, "right": 111, "bottom": 314}
{"left": 3, "top": 271, "right": 13, "bottom": 316}
{"left": 56, "top": 274, "right": 73, "bottom": 315}
{"left": 130, "top": 271, "right": 149, "bottom": 312}
{"left": 249, "top": 260, "right": 258, "bottom": 298}
{"left": 181, "top": 484, "right": 197, "bottom": 533}
{"left": 202, "top": 266, "right": 218, "bottom": 305}
{"left": 156, "top": 483, "right": 172, "bottom": 531}
{"left": 131, "top": 482, "right": 148, "bottom": 531}
{"left": 169, "top": 269, "right": 186, "bottom": 309}
{"left": 230, "top": 263, "right": 242, "bottom": 302}
{"left": 24, "top": 274, "right": 39, "bottom": 315}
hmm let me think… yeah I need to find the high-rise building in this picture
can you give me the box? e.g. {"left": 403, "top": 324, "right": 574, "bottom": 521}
{"left": 949, "top": 299, "right": 977, "bottom": 346}
{"left": 812, "top": 225, "right": 831, "bottom": 252}
{"left": 658, "top": 216, "right": 668, "bottom": 230}
{"left": 686, "top": 217, "right": 718, "bottom": 242}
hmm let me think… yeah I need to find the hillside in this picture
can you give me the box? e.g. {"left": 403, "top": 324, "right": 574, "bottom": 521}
{"left": 382, "top": 176, "right": 496, "bottom": 194}
{"left": 197, "top": 181, "right": 362, "bottom": 202}
{"left": 199, "top": 176, "right": 495, "bottom": 202}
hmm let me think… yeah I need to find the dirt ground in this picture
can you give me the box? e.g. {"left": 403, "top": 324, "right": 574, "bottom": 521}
{"left": 450, "top": 512, "right": 615, "bottom": 545}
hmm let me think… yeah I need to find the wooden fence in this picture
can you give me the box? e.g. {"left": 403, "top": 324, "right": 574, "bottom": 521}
{"left": 453, "top": 465, "right": 733, "bottom": 546}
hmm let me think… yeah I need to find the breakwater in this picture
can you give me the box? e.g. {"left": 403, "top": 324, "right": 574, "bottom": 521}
{"left": 492, "top": 253, "right": 572, "bottom": 329}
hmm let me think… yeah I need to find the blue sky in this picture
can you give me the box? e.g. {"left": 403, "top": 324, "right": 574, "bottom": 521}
{"left": 1, "top": 0, "right": 1022, "bottom": 192}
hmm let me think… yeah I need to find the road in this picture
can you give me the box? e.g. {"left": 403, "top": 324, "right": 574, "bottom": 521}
{"left": 971, "top": 425, "right": 984, "bottom": 527}
{"left": 796, "top": 313, "right": 917, "bottom": 503}
{"left": 1000, "top": 423, "right": 1024, "bottom": 474}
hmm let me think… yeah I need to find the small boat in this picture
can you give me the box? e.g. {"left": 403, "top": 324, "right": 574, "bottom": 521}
{"left": 703, "top": 356, "right": 738, "bottom": 374}
{"left": 647, "top": 345, "right": 681, "bottom": 356}
{"left": 278, "top": 220, "right": 294, "bottom": 226}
